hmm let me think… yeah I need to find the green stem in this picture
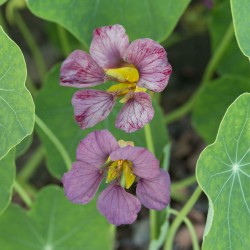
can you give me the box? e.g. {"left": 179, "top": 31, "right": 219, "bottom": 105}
{"left": 14, "top": 180, "right": 32, "bottom": 208}
{"left": 165, "top": 22, "right": 234, "bottom": 124}
{"left": 35, "top": 114, "right": 72, "bottom": 170}
{"left": 168, "top": 208, "right": 200, "bottom": 250}
{"left": 171, "top": 175, "right": 197, "bottom": 191}
{"left": 14, "top": 11, "right": 47, "bottom": 81}
{"left": 144, "top": 124, "right": 157, "bottom": 240}
{"left": 18, "top": 145, "right": 45, "bottom": 182}
{"left": 109, "top": 224, "right": 116, "bottom": 249}
{"left": 164, "top": 186, "right": 202, "bottom": 250}
{"left": 57, "top": 24, "right": 71, "bottom": 57}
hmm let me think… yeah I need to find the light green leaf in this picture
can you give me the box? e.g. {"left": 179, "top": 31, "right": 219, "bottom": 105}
{"left": 209, "top": 1, "right": 250, "bottom": 77}
{"left": 0, "top": 0, "right": 7, "bottom": 6}
{"left": 192, "top": 75, "right": 250, "bottom": 144}
{"left": 0, "top": 185, "right": 112, "bottom": 249}
{"left": 231, "top": 0, "right": 250, "bottom": 57}
{"left": 0, "top": 27, "right": 35, "bottom": 160}
{"left": 197, "top": 93, "right": 250, "bottom": 249}
{"left": 35, "top": 65, "right": 169, "bottom": 179}
{"left": 0, "top": 149, "right": 15, "bottom": 216}
{"left": 27, "top": 0, "right": 190, "bottom": 47}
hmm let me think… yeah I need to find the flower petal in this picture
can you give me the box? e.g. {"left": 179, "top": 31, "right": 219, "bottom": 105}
{"left": 115, "top": 92, "right": 154, "bottom": 133}
{"left": 72, "top": 90, "right": 116, "bottom": 129}
{"left": 125, "top": 38, "right": 172, "bottom": 92}
{"left": 110, "top": 146, "right": 160, "bottom": 179}
{"left": 60, "top": 50, "right": 105, "bottom": 88}
{"left": 76, "top": 130, "right": 119, "bottom": 166}
{"left": 97, "top": 184, "right": 141, "bottom": 226}
{"left": 62, "top": 161, "right": 103, "bottom": 204}
{"left": 90, "top": 25, "right": 129, "bottom": 68}
{"left": 136, "top": 170, "right": 171, "bottom": 210}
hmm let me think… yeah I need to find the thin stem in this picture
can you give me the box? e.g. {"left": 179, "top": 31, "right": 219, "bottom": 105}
{"left": 14, "top": 180, "right": 32, "bottom": 208}
{"left": 168, "top": 208, "right": 200, "bottom": 250}
{"left": 14, "top": 11, "right": 47, "bottom": 81}
{"left": 164, "top": 186, "right": 202, "bottom": 250}
{"left": 57, "top": 24, "right": 71, "bottom": 57}
{"left": 18, "top": 145, "right": 45, "bottom": 182}
{"left": 165, "top": 22, "right": 234, "bottom": 124}
{"left": 109, "top": 224, "right": 116, "bottom": 249}
{"left": 171, "top": 175, "right": 197, "bottom": 191}
{"left": 144, "top": 124, "right": 157, "bottom": 240}
{"left": 35, "top": 114, "right": 72, "bottom": 170}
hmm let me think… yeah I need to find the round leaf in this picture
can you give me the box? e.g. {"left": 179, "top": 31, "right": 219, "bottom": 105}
{"left": 0, "top": 27, "right": 35, "bottom": 160}
{"left": 27, "top": 0, "right": 191, "bottom": 47}
{"left": 197, "top": 93, "right": 250, "bottom": 249}
{"left": 0, "top": 186, "right": 112, "bottom": 250}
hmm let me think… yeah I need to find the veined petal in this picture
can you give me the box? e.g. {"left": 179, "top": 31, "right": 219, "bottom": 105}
{"left": 110, "top": 146, "right": 160, "bottom": 179}
{"left": 76, "top": 130, "right": 119, "bottom": 166}
{"left": 136, "top": 170, "right": 171, "bottom": 210}
{"left": 90, "top": 25, "right": 129, "bottom": 68}
{"left": 62, "top": 162, "right": 103, "bottom": 204}
{"left": 125, "top": 39, "right": 172, "bottom": 92}
{"left": 97, "top": 184, "right": 141, "bottom": 226}
{"left": 60, "top": 50, "right": 105, "bottom": 88}
{"left": 115, "top": 92, "right": 154, "bottom": 133}
{"left": 72, "top": 90, "right": 116, "bottom": 130}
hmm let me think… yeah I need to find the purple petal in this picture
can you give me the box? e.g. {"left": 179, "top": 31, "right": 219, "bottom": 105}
{"left": 62, "top": 161, "right": 103, "bottom": 204}
{"left": 72, "top": 90, "right": 116, "bottom": 129}
{"left": 136, "top": 170, "right": 171, "bottom": 210}
{"left": 115, "top": 92, "right": 154, "bottom": 133}
{"left": 125, "top": 39, "right": 172, "bottom": 92}
{"left": 110, "top": 146, "right": 160, "bottom": 179}
{"left": 97, "top": 184, "right": 141, "bottom": 226}
{"left": 60, "top": 50, "right": 105, "bottom": 88}
{"left": 90, "top": 25, "right": 129, "bottom": 69}
{"left": 76, "top": 130, "right": 119, "bottom": 166}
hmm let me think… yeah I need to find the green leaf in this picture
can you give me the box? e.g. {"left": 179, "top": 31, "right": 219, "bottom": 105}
{"left": 27, "top": 0, "right": 190, "bottom": 47}
{"left": 0, "top": 0, "right": 7, "bottom": 5}
{"left": 35, "top": 65, "right": 169, "bottom": 179}
{"left": 196, "top": 93, "right": 250, "bottom": 249}
{"left": 0, "top": 27, "right": 35, "bottom": 160}
{"left": 0, "top": 185, "right": 112, "bottom": 249}
{"left": 192, "top": 75, "right": 250, "bottom": 144}
{"left": 0, "top": 149, "right": 15, "bottom": 216}
{"left": 231, "top": 0, "right": 250, "bottom": 57}
{"left": 209, "top": 1, "right": 250, "bottom": 77}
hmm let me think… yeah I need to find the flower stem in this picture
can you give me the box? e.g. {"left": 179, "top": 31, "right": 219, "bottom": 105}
{"left": 171, "top": 175, "right": 197, "bottom": 191}
{"left": 14, "top": 180, "right": 32, "bottom": 208}
{"left": 165, "top": 22, "right": 234, "bottom": 124}
{"left": 168, "top": 208, "right": 200, "bottom": 250}
{"left": 144, "top": 124, "right": 158, "bottom": 240}
{"left": 35, "top": 114, "right": 72, "bottom": 170}
{"left": 18, "top": 145, "right": 45, "bottom": 182}
{"left": 14, "top": 11, "right": 47, "bottom": 82}
{"left": 109, "top": 224, "right": 116, "bottom": 249}
{"left": 164, "top": 186, "right": 202, "bottom": 250}
{"left": 57, "top": 24, "right": 71, "bottom": 57}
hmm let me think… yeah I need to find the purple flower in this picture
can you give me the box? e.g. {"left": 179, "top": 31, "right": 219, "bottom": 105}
{"left": 60, "top": 24, "right": 172, "bottom": 133}
{"left": 62, "top": 130, "right": 171, "bottom": 226}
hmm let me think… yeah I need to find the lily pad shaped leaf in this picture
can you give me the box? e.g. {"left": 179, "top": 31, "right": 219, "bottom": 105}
{"left": 27, "top": 0, "right": 191, "bottom": 47}
{"left": 0, "top": 27, "right": 35, "bottom": 160}
{"left": 0, "top": 149, "right": 15, "bottom": 216}
{"left": 197, "top": 93, "right": 250, "bottom": 249}
{"left": 231, "top": 0, "right": 250, "bottom": 57}
{"left": 0, "top": 186, "right": 112, "bottom": 250}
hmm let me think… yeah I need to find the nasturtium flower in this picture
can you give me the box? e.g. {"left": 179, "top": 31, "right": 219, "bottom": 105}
{"left": 62, "top": 130, "right": 171, "bottom": 226}
{"left": 60, "top": 24, "right": 172, "bottom": 133}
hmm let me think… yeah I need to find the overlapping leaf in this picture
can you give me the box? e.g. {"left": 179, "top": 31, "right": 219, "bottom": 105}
{"left": 192, "top": 76, "right": 250, "bottom": 143}
{"left": 35, "top": 66, "right": 169, "bottom": 179}
{"left": 27, "top": 0, "right": 190, "bottom": 48}
{"left": 0, "top": 186, "right": 112, "bottom": 250}
{"left": 197, "top": 93, "right": 250, "bottom": 249}
{"left": 0, "top": 149, "right": 15, "bottom": 216}
{"left": 0, "top": 27, "right": 35, "bottom": 160}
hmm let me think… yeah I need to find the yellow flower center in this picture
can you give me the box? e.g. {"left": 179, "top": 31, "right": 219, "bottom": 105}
{"left": 105, "top": 64, "right": 146, "bottom": 101}
{"left": 106, "top": 160, "right": 136, "bottom": 189}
